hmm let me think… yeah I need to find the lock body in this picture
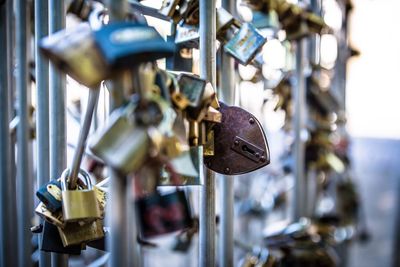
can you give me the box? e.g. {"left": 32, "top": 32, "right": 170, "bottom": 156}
{"left": 58, "top": 220, "right": 104, "bottom": 247}
{"left": 41, "top": 221, "right": 83, "bottom": 254}
{"left": 204, "top": 102, "right": 270, "bottom": 175}
{"left": 224, "top": 23, "right": 267, "bottom": 65}
{"left": 90, "top": 104, "right": 150, "bottom": 175}
{"left": 61, "top": 169, "right": 101, "bottom": 222}
{"left": 135, "top": 190, "right": 192, "bottom": 238}
{"left": 36, "top": 179, "right": 62, "bottom": 213}
{"left": 62, "top": 190, "right": 101, "bottom": 222}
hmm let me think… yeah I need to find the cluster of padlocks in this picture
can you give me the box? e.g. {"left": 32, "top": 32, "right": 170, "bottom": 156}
{"left": 25, "top": 0, "right": 365, "bottom": 265}
{"left": 32, "top": 0, "right": 273, "bottom": 255}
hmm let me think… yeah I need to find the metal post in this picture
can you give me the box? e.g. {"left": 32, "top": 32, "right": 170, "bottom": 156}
{"left": 104, "top": 1, "right": 136, "bottom": 266}
{"left": 49, "top": 0, "right": 67, "bottom": 265}
{"left": 218, "top": 0, "right": 235, "bottom": 266}
{"left": 35, "top": 0, "right": 51, "bottom": 265}
{"left": 199, "top": 0, "right": 216, "bottom": 266}
{"left": 15, "top": 0, "right": 32, "bottom": 265}
{"left": 0, "top": 3, "right": 17, "bottom": 267}
{"left": 293, "top": 38, "right": 307, "bottom": 221}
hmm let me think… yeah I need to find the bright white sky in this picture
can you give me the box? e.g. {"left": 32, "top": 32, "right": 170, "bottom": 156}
{"left": 346, "top": 0, "right": 400, "bottom": 139}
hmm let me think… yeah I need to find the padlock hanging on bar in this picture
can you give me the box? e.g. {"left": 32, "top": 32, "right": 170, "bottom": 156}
{"left": 40, "top": 22, "right": 176, "bottom": 88}
{"left": 60, "top": 168, "right": 102, "bottom": 223}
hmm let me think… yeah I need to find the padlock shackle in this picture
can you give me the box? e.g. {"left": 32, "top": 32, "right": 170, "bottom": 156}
{"left": 61, "top": 168, "right": 93, "bottom": 191}
{"left": 68, "top": 89, "right": 100, "bottom": 189}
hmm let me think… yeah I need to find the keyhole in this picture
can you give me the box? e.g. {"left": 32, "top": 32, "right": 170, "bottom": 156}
{"left": 242, "top": 145, "right": 255, "bottom": 155}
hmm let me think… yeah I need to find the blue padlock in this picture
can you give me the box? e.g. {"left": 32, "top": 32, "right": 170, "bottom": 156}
{"left": 93, "top": 22, "right": 176, "bottom": 69}
{"left": 224, "top": 22, "right": 267, "bottom": 66}
{"left": 36, "top": 180, "right": 62, "bottom": 213}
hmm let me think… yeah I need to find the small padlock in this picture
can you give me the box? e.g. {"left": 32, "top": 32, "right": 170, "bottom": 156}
{"left": 61, "top": 168, "right": 101, "bottom": 222}
{"left": 36, "top": 179, "right": 62, "bottom": 213}
{"left": 57, "top": 219, "right": 105, "bottom": 247}
{"left": 93, "top": 22, "right": 176, "bottom": 69}
{"left": 224, "top": 22, "right": 267, "bottom": 65}
{"left": 40, "top": 22, "right": 109, "bottom": 88}
{"left": 41, "top": 221, "right": 83, "bottom": 255}
{"left": 89, "top": 103, "right": 150, "bottom": 175}
{"left": 160, "top": 146, "right": 203, "bottom": 185}
{"left": 135, "top": 190, "right": 193, "bottom": 238}
{"left": 177, "top": 73, "right": 216, "bottom": 121}
{"left": 35, "top": 202, "right": 65, "bottom": 228}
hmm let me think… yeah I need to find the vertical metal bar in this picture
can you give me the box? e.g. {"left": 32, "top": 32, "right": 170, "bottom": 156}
{"left": 15, "top": 0, "right": 32, "bottom": 265}
{"left": 104, "top": 1, "right": 136, "bottom": 267}
{"left": 49, "top": 0, "right": 67, "bottom": 265}
{"left": 293, "top": 39, "right": 307, "bottom": 221}
{"left": 7, "top": 2, "right": 18, "bottom": 266}
{"left": 0, "top": 3, "right": 17, "bottom": 267}
{"left": 218, "top": 0, "right": 235, "bottom": 266}
{"left": 199, "top": 0, "right": 216, "bottom": 266}
{"left": 35, "top": 0, "right": 51, "bottom": 265}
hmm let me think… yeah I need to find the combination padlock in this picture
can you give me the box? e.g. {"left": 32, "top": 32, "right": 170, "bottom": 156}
{"left": 61, "top": 168, "right": 101, "bottom": 223}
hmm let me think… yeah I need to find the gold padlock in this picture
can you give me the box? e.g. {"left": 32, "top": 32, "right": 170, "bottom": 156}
{"left": 57, "top": 219, "right": 104, "bottom": 247}
{"left": 61, "top": 169, "right": 101, "bottom": 223}
{"left": 35, "top": 202, "right": 65, "bottom": 228}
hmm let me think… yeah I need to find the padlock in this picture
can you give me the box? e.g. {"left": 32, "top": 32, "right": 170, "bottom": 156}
{"left": 93, "top": 22, "right": 176, "bottom": 69}
{"left": 160, "top": 146, "right": 203, "bottom": 185}
{"left": 36, "top": 179, "right": 62, "bottom": 213}
{"left": 175, "top": 6, "right": 238, "bottom": 48}
{"left": 35, "top": 202, "right": 65, "bottom": 228}
{"left": 176, "top": 73, "right": 217, "bottom": 121}
{"left": 61, "top": 168, "right": 101, "bottom": 222}
{"left": 57, "top": 219, "right": 104, "bottom": 247}
{"left": 41, "top": 22, "right": 176, "bottom": 88}
{"left": 89, "top": 103, "right": 150, "bottom": 175}
{"left": 224, "top": 22, "right": 267, "bottom": 65}
{"left": 41, "top": 221, "right": 83, "bottom": 255}
{"left": 135, "top": 190, "right": 193, "bottom": 238}
{"left": 204, "top": 102, "right": 270, "bottom": 175}
{"left": 40, "top": 22, "right": 109, "bottom": 88}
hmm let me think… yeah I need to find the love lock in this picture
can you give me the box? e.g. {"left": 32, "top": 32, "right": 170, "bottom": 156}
{"left": 204, "top": 102, "right": 270, "bottom": 175}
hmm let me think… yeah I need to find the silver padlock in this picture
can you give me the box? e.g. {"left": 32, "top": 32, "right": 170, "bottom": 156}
{"left": 61, "top": 168, "right": 101, "bottom": 223}
{"left": 224, "top": 22, "right": 267, "bottom": 65}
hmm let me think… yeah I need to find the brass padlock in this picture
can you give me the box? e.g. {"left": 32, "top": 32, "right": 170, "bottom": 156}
{"left": 61, "top": 169, "right": 101, "bottom": 223}
{"left": 57, "top": 219, "right": 104, "bottom": 247}
{"left": 89, "top": 103, "right": 150, "bottom": 175}
{"left": 35, "top": 202, "right": 65, "bottom": 228}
